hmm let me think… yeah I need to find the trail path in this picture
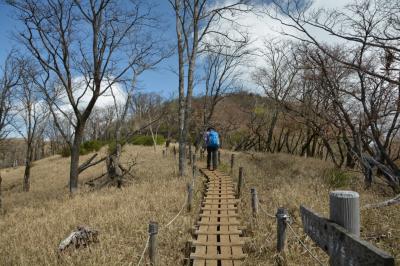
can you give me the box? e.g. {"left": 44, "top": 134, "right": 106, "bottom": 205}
{"left": 190, "top": 166, "right": 246, "bottom": 266}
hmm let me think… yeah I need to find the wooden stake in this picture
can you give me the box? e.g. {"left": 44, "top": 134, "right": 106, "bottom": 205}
{"left": 250, "top": 188, "right": 258, "bottom": 217}
{"left": 148, "top": 221, "right": 158, "bottom": 266}
{"left": 230, "top": 154, "right": 235, "bottom": 173}
{"left": 329, "top": 190, "right": 360, "bottom": 237}
{"left": 187, "top": 182, "right": 193, "bottom": 212}
{"left": 0, "top": 174, "right": 2, "bottom": 211}
{"left": 189, "top": 145, "right": 193, "bottom": 165}
{"left": 236, "top": 167, "right": 243, "bottom": 199}
{"left": 192, "top": 165, "right": 197, "bottom": 180}
{"left": 276, "top": 207, "right": 289, "bottom": 252}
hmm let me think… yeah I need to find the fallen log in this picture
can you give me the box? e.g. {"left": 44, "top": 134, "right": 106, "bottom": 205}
{"left": 362, "top": 194, "right": 400, "bottom": 209}
{"left": 59, "top": 226, "right": 99, "bottom": 252}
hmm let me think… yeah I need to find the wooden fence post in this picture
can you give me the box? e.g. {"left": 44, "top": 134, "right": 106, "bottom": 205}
{"left": 192, "top": 165, "right": 197, "bottom": 180}
{"left": 230, "top": 154, "right": 235, "bottom": 173}
{"left": 187, "top": 182, "right": 193, "bottom": 212}
{"left": 0, "top": 174, "right": 2, "bottom": 211}
{"left": 276, "top": 207, "right": 289, "bottom": 252}
{"left": 189, "top": 145, "right": 193, "bottom": 165}
{"left": 192, "top": 154, "right": 196, "bottom": 167}
{"left": 236, "top": 167, "right": 243, "bottom": 199}
{"left": 250, "top": 188, "right": 258, "bottom": 217}
{"left": 148, "top": 221, "right": 158, "bottom": 266}
{"left": 329, "top": 190, "right": 360, "bottom": 237}
{"left": 218, "top": 151, "right": 221, "bottom": 165}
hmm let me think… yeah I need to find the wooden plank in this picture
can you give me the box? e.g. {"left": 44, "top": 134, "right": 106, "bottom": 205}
{"left": 192, "top": 166, "right": 246, "bottom": 266}
{"left": 207, "top": 202, "right": 218, "bottom": 266}
{"left": 204, "top": 197, "right": 237, "bottom": 200}
{"left": 194, "top": 229, "right": 242, "bottom": 235}
{"left": 220, "top": 214, "right": 234, "bottom": 266}
{"left": 191, "top": 240, "right": 245, "bottom": 246}
{"left": 202, "top": 201, "right": 239, "bottom": 205}
{"left": 206, "top": 193, "right": 235, "bottom": 196}
{"left": 300, "top": 205, "right": 395, "bottom": 266}
{"left": 197, "top": 221, "right": 240, "bottom": 226}
{"left": 194, "top": 210, "right": 209, "bottom": 266}
{"left": 190, "top": 253, "right": 246, "bottom": 260}
{"left": 199, "top": 213, "right": 239, "bottom": 218}
{"left": 201, "top": 206, "right": 237, "bottom": 211}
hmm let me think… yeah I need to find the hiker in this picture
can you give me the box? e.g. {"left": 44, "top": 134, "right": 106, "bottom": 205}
{"left": 204, "top": 127, "right": 220, "bottom": 170}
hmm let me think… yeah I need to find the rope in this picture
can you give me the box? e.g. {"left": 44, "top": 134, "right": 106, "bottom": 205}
{"left": 136, "top": 236, "right": 150, "bottom": 266}
{"left": 258, "top": 201, "right": 276, "bottom": 219}
{"left": 136, "top": 180, "right": 190, "bottom": 265}
{"left": 162, "top": 199, "right": 187, "bottom": 228}
{"left": 286, "top": 222, "right": 325, "bottom": 266}
{"left": 241, "top": 174, "right": 275, "bottom": 219}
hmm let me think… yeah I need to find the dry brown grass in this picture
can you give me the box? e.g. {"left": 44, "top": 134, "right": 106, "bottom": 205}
{"left": 0, "top": 145, "right": 199, "bottom": 266}
{"left": 0, "top": 146, "right": 398, "bottom": 265}
{"left": 219, "top": 151, "right": 400, "bottom": 265}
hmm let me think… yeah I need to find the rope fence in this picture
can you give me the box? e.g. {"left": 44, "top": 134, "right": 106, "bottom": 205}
{"left": 287, "top": 222, "right": 325, "bottom": 265}
{"left": 136, "top": 150, "right": 199, "bottom": 265}
{"left": 136, "top": 236, "right": 150, "bottom": 266}
{"left": 237, "top": 162, "right": 325, "bottom": 265}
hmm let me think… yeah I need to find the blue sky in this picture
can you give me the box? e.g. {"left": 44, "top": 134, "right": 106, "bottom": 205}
{"left": 0, "top": 1, "right": 179, "bottom": 98}
{"left": 0, "top": 0, "right": 351, "bottom": 100}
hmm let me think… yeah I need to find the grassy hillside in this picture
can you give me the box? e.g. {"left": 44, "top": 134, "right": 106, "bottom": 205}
{"left": 0, "top": 145, "right": 398, "bottom": 265}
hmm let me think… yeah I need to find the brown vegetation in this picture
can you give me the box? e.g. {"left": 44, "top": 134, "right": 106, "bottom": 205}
{"left": 0, "top": 145, "right": 398, "bottom": 265}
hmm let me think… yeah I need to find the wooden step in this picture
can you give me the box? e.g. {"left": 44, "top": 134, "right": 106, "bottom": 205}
{"left": 204, "top": 196, "right": 237, "bottom": 200}
{"left": 190, "top": 253, "right": 246, "bottom": 260}
{"left": 197, "top": 221, "right": 240, "bottom": 226}
{"left": 201, "top": 206, "right": 237, "bottom": 211}
{"left": 202, "top": 200, "right": 239, "bottom": 205}
{"left": 194, "top": 229, "right": 242, "bottom": 235}
{"left": 191, "top": 240, "right": 245, "bottom": 246}
{"left": 199, "top": 213, "right": 239, "bottom": 218}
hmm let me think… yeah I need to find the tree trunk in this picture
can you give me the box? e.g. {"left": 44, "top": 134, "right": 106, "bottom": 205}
{"left": 176, "top": 0, "right": 186, "bottom": 177}
{"left": 23, "top": 142, "right": 34, "bottom": 192}
{"left": 266, "top": 110, "right": 279, "bottom": 152}
{"left": 69, "top": 128, "right": 83, "bottom": 194}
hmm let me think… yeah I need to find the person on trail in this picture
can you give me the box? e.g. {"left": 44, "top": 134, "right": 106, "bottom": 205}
{"left": 204, "top": 127, "right": 220, "bottom": 170}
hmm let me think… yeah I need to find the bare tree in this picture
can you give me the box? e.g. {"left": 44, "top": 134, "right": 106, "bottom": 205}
{"left": 264, "top": 0, "right": 400, "bottom": 191}
{"left": 0, "top": 52, "right": 19, "bottom": 140}
{"left": 10, "top": 0, "right": 165, "bottom": 193}
{"left": 253, "top": 39, "right": 298, "bottom": 152}
{"left": 169, "top": 0, "right": 251, "bottom": 176}
{"left": 12, "top": 59, "right": 49, "bottom": 192}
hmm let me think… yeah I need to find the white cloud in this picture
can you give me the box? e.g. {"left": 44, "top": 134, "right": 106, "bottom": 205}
{"left": 59, "top": 76, "right": 127, "bottom": 112}
{"left": 203, "top": 0, "right": 354, "bottom": 92}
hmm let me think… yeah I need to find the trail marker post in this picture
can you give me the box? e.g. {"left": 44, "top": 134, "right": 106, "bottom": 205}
{"left": 187, "top": 182, "right": 193, "bottom": 212}
{"left": 189, "top": 145, "right": 193, "bottom": 165}
{"left": 236, "top": 167, "right": 244, "bottom": 199}
{"left": 276, "top": 207, "right": 289, "bottom": 252}
{"left": 230, "top": 154, "right": 235, "bottom": 174}
{"left": 300, "top": 190, "right": 394, "bottom": 266}
{"left": 329, "top": 190, "right": 360, "bottom": 236}
{"left": 250, "top": 188, "right": 258, "bottom": 217}
{"left": 148, "top": 221, "right": 158, "bottom": 266}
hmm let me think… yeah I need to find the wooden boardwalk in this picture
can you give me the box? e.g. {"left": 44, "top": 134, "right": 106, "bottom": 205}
{"left": 190, "top": 167, "right": 246, "bottom": 266}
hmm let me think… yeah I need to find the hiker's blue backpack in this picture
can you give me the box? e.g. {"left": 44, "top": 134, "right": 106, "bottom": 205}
{"left": 208, "top": 131, "right": 220, "bottom": 148}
